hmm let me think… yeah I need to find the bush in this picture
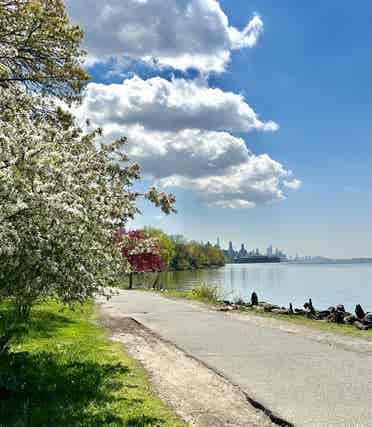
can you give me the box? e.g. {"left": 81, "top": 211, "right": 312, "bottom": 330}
{"left": 190, "top": 283, "right": 218, "bottom": 303}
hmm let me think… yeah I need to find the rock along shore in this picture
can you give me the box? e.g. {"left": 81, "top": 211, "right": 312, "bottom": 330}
{"left": 216, "top": 292, "right": 372, "bottom": 332}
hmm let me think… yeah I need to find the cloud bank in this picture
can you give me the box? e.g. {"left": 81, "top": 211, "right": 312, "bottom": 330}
{"left": 73, "top": 76, "right": 300, "bottom": 208}
{"left": 66, "top": 0, "right": 263, "bottom": 73}
{"left": 75, "top": 76, "right": 278, "bottom": 133}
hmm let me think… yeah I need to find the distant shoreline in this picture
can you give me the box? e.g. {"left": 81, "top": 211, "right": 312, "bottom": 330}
{"left": 285, "top": 259, "right": 372, "bottom": 265}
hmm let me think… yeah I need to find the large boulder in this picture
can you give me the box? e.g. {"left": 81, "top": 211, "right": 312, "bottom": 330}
{"left": 263, "top": 303, "right": 280, "bottom": 312}
{"left": 362, "top": 313, "right": 372, "bottom": 325}
{"left": 354, "top": 321, "right": 372, "bottom": 331}
{"left": 344, "top": 314, "right": 357, "bottom": 325}
{"left": 355, "top": 304, "right": 366, "bottom": 320}
{"left": 251, "top": 292, "right": 258, "bottom": 306}
{"left": 317, "top": 310, "right": 331, "bottom": 320}
{"left": 327, "top": 310, "right": 345, "bottom": 324}
{"left": 304, "top": 299, "right": 315, "bottom": 314}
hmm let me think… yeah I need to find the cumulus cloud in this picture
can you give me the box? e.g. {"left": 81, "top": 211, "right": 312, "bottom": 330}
{"left": 118, "top": 127, "right": 251, "bottom": 179}
{"left": 211, "top": 200, "right": 256, "bottom": 209}
{"left": 160, "top": 154, "right": 290, "bottom": 206}
{"left": 73, "top": 76, "right": 278, "bottom": 133}
{"left": 71, "top": 75, "right": 299, "bottom": 209}
{"left": 66, "top": 0, "right": 263, "bottom": 72}
{"left": 283, "top": 179, "right": 302, "bottom": 190}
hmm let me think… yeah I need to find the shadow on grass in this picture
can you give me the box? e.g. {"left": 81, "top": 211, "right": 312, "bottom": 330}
{"left": 0, "top": 304, "right": 77, "bottom": 344}
{"left": 0, "top": 305, "right": 165, "bottom": 427}
{"left": 0, "top": 350, "right": 164, "bottom": 426}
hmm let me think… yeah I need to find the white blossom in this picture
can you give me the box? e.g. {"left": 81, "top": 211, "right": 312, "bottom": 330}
{"left": 0, "top": 83, "right": 175, "bottom": 308}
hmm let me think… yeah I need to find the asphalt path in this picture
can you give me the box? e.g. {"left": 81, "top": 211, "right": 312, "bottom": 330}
{"left": 98, "top": 290, "right": 372, "bottom": 427}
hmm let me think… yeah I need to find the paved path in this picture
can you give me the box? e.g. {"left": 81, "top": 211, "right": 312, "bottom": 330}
{"left": 99, "top": 290, "right": 372, "bottom": 427}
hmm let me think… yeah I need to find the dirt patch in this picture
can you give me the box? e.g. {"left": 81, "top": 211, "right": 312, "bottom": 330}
{"left": 100, "top": 313, "right": 274, "bottom": 427}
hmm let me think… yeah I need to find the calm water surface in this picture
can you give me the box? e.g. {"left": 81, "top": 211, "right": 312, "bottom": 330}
{"left": 156, "top": 263, "right": 372, "bottom": 312}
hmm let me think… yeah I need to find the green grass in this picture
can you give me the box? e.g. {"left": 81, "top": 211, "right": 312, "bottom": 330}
{"left": 138, "top": 287, "right": 372, "bottom": 341}
{"left": 0, "top": 301, "right": 185, "bottom": 427}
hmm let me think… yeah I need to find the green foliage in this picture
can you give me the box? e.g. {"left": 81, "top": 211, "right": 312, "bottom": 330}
{"left": 0, "top": 1, "right": 176, "bottom": 345}
{"left": 171, "top": 240, "right": 225, "bottom": 270}
{"left": 143, "top": 227, "right": 176, "bottom": 268}
{"left": 190, "top": 283, "right": 218, "bottom": 303}
{"left": 135, "top": 230, "right": 225, "bottom": 273}
{"left": 0, "top": 0, "right": 89, "bottom": 103}
{"left": 0, "top": 301, "right": 185, "bottom": 426}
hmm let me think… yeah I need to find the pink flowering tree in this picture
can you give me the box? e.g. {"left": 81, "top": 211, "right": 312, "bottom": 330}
{"left": 118, "top": 230, "right": 164, "bottom": 289}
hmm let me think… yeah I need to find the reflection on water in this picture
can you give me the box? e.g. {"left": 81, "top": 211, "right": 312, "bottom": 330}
{"left": 154, "top": 263, "right": 372, "bottom": 312}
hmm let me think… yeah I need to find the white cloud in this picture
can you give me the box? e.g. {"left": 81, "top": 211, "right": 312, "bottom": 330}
{"left": 283, "top": 179, "right": 302, "bottom": 190}
{"left": 72, "top": 76, "right": 299, "bottom": 209}
{"left": 160, "top": 154, "right": 289, "bottom": 206}
{"left": 74, "top": 76, "right": 278, "bottom": 133}
{"left": 66, "top": 0, "right": 263, "bottom": 73}
{"left": 119, "top": 127, "right": 251, "bottom": 179}
{"left": 211, "top": 200, "right": 256, "bottom": 209}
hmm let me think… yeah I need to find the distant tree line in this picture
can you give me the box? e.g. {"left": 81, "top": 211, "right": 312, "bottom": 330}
{"left": 143, "top": 228, "right": 225, "bottom": 271}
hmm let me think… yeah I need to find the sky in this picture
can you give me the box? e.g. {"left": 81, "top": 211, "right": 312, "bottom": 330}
{"left": 66, "top": 0, "right": 372, "bottom": 258}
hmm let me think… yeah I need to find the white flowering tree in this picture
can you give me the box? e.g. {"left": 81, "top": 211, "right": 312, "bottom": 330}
{"left": 0, "top": 1, "right": 176, "bottom": 351}
{"left": 0, "top": 84, "right": 175, "bottom": 324}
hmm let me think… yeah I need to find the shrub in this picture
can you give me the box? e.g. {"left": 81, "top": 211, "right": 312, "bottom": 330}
{"left": 190, "top": 283, "right": 218, "bottom": 303}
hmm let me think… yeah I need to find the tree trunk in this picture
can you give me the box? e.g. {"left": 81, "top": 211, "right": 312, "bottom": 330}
{"left": 152, "top": 272, "right": 160, "bottom": 290}
{"left": 128, "top": 272, "right": 133, "bottom": 290}
{"left": 1, "top": 301, "right": 31, "bottom": 354}
{"left": 15, "top": 299, "right": 32, "bottom": 322}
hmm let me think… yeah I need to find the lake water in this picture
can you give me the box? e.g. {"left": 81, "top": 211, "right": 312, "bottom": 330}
{"left": 155, "top": 263, "right": 372, "bottom": 313}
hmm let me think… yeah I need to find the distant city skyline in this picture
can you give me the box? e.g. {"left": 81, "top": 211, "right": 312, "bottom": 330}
{"left": 217, "top": 238, "right": 370, "bottom": 261}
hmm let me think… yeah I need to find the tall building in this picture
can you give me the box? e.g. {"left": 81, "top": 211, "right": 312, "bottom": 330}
{"left": 239, "top": 243, "right": 248, "bottom": 258}
{"left": 216, "top": 237, "right": 221, "bottom": 248}
{"left": 228, "top": 241, "right": 235, "bottom": 258}
{"left": 267, "top": 245, "right": 273, "bottom": 257}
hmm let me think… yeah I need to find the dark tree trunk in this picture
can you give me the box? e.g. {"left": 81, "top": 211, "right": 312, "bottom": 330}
{"left": 128, "top": 272, "right": 133, "bottom": 290}
{"left": 152, "top": 272, "right": 160, "bottom": 290}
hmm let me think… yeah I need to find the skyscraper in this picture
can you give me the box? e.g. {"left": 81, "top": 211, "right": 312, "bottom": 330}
{"left": 239, "top": 244, "right": 248, "bottom": 258}
{"left": 228, "top": 241, "right": 235, "bottom": 258}
{"left": 267, "top": 245, "right": 273, "bottom": 257}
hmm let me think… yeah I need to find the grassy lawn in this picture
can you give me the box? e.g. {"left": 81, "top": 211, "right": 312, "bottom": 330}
{"left": 137, "top": 287, "right": 372, "bottom": 341}
{"left": 0, "top": 301, "right": 185, "bottom": 427}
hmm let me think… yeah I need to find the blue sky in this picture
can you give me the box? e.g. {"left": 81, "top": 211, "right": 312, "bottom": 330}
{"left": 67, "top": 0, "right": 371, "bottom": 258}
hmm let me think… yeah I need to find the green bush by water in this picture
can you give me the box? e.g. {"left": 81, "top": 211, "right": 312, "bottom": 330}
{"left": 190, "top": 283, "right": 218, "bottom": 303}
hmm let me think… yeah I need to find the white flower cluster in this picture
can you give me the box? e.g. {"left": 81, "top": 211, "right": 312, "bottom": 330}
{"left": 0, "top": 83, "right": 174, "bottom": 307}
